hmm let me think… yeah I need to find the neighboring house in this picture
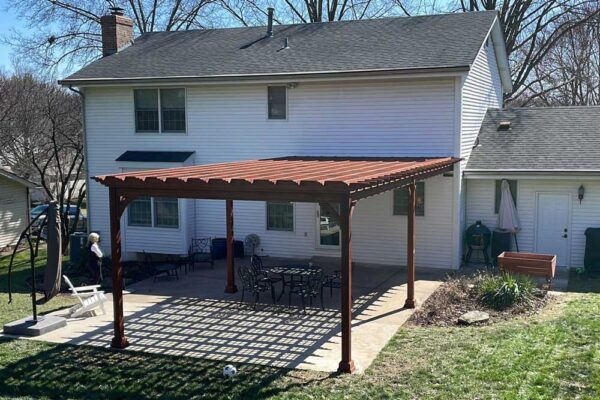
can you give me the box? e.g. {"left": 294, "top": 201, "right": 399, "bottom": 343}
{"left": 60, "top": 9, "right": 516, "bottom": 269}
{"left": 0, "top": 168, "right": 37, "bottom": 249}
{"left": 466, "top": 107, "right": 600, "bottom": 267}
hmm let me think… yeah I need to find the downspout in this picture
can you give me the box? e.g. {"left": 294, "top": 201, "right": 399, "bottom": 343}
{"left": 68, "top": 85, "right": 90, "bottom": 235}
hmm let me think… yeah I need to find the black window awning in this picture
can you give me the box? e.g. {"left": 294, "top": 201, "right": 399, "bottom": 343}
{"left": 115, "top": 151, "right": 195, "bottom": 163}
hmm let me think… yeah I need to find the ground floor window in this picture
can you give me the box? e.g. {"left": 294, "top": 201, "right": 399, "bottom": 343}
{"left": 393, "top": 182, "right": 425, "bottom": 216}
{"left": 266, "top": 202, "right": 294, "bottom": 231}
{"left": 128, "top": 197, "right": 179, "bottom": 229}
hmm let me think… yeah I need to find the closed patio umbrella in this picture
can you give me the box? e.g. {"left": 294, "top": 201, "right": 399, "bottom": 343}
{"left": 42, "top": 201, "right": 62, "bottom": 301}
{"left": 497, "top": 179, "right": 520, "bottom": 251}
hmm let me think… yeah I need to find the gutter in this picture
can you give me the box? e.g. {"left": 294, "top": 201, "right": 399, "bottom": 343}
{"left": 68, "top": 85, "right": 91, "bottom": 235}
{"left": 58, "top": 66, "right": 470, "bottom": 87}
{"left": 464, "top": 169, "right": 600, "bottom": 179}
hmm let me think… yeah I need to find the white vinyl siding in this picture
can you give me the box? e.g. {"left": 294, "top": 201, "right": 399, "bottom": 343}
{"left": 460, "top": 40, "right": 503, "bottom": 165}
{"left": 466, "top": 178, "right": 600, "bottom": 268}
{"left": 0, "top": 178, "right": 29, "bottom": 248}
{"left": 85, "top": 77, "right": 457, "bottom": 267}
{"left": 194, "top": 175, "right": 454, "bottom": 268}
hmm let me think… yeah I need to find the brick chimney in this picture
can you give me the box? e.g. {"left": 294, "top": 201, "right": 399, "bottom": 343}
{"left": 100, "top": 7, "right": 133, "bottom": 57}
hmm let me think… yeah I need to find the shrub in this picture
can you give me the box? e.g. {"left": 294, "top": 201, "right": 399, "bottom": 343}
{"left": 474, "top": 273, "right": 535, "bottom": 310}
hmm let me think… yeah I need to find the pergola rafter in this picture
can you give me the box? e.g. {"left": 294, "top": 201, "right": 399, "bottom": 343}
{"left": 94, "top": 156, "right": 460, "bottom": 373}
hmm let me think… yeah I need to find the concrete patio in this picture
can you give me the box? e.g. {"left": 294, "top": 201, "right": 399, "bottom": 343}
{"left": 22, "top": 258, "right": 445, "bottom": 373}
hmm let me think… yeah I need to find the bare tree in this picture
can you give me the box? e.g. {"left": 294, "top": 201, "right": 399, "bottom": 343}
{"left": 3, "top": 1, "right": 220, "bottom": 72}
{"left": 219, "top": 0, "right": 414, "bottom": 25}
{"left": 452, "top": 1, "right": 600, "bottom": 104}
{"left": 0, "top": 73, "right": 85, "bottom": 253}
{"left": 522, "top": 8, "right": 600, "bottom": 106}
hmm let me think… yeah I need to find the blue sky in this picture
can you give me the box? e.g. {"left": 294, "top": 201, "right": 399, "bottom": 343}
{"left": 0, "top": 1, "right": 20, "bottom": 71}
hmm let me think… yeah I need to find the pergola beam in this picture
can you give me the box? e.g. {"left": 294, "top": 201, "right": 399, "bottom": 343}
{"left": 225, "top": 199, "right": 238, "bottom": 293}
{"left": 338, "top": 196, "right": 355, "bottom": 373}
{"left": 404, "top": 181, "right": 416, "bottom": 309}
{"left": 109, "top": 187, "right": 129, "bottom": 349}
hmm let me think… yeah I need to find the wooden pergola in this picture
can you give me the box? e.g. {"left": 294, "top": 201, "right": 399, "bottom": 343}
{"left": 93, "top": 156, "right": 459, "bottom": 373}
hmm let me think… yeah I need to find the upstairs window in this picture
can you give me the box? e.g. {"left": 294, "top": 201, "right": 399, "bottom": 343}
{"left": 268, "top": 86, "right": 287, "bottom": 120}
{"left": 134, "top": 89, "right": 159, "bottom": 132}
{"left": 134, "top": 88, "right": 186, "bottom": 133}
{"left": 393, "top": 182, "right": 425, "bottom": 216}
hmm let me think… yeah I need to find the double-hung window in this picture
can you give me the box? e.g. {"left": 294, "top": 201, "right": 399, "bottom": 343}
{"left": 134, "top": 88, "right": 186, "bottom": 133}
{"left": 128, "top": 197, "right": 179, "bottom": 229}
{"left": 267, "top": 86, "right": 287, "bottom": 120}
{"left": 266, "top": 202, "right": 294, "bottom": 231}
{"left": 393, "top": 182, "right": 425, "bottom": 216}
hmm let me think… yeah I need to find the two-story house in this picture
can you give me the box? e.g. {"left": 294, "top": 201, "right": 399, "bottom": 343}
{"left": 60, "top": 9, "right": 513, "bottom": 270}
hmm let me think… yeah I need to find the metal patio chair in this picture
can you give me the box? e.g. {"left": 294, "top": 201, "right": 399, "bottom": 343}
{"left": 143, "top": 251, "right": 179, "bottom": 282}
{"left": 238, "top": 265, "right": 276, "bottom": 309}
{"left": 187, "top": 237, "right": 214, "bottom": 272}
{"left": 288, "top": 269, "right": 326, "bottom": 313}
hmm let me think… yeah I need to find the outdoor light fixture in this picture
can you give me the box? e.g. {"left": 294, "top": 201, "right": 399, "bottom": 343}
{"left": 578, "top": 184, "right": 585, "bottom": 204}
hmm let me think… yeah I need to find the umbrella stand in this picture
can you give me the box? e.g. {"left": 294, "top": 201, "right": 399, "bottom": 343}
{"left": 514, "top": 232, "right": 519, "bottom": 252}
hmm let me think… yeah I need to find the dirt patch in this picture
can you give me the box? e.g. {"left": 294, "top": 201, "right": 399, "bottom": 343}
{"left": 408, "top": 274, "right": 553, "bottom": 327}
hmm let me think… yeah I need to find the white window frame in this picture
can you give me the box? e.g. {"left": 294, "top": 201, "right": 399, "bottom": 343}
{"left": 133, "top": 88, "right": 188, "bottom": 135}
{"left": 391, "top": 181, "right": 426, "bottom": 217}
{"left": 127, "top": 197, "right": 181, "bottom": 230}
{"left": 266, "top": 85, "right": 288, "bottom": 121}
{"left": 265, "top": 201, "right": 295, "bottom": 232}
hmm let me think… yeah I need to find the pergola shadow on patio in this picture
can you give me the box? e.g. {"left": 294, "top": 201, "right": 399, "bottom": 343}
{"left": 50, "top": 260, "right": 443, "bottom": 372}
{"left": 94, "top": 156, "right": 459, "bottom": 373}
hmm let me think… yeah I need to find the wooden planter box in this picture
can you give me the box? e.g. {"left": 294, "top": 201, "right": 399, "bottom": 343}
{"left": 498, "top": 252, "right": 556, "bottom": 282}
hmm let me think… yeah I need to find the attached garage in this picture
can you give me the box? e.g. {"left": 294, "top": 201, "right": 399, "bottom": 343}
{"left": 465, "top": 106, "right": 600, "bottom": 268}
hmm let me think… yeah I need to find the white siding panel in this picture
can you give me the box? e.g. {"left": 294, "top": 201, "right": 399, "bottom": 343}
{"left": 466, "top": 178, "right": 600, "bottom": 268}
{"left": 460, "top": 40, "right": 502, "bottom": 165}
{"left": 86, "top": 78, "right": 457, "bottom": 267}
{"left": 195, "top": 175, "right": 454, "bottom": 268}
{"left": 0, "top": 178, "right": 28, "bottom": 248}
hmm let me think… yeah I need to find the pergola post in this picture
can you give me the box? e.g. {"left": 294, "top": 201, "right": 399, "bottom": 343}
{"left": 109, "top": 186, "right": 129, "bottom": 349}
{"left": 404, "top": 181, "right": 416, "bottom": 309}
{"left": 224, "top": 199, "right": 238, "bottom": 293}
{"left": 338, "top": 196, "right": 355, "bottom": 374}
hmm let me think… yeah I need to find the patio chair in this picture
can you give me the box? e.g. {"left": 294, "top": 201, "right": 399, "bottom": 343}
{"left": 288, "top": 270, "right": 326, "bottom": 313}
{"left": 142, "top": 251, "right": 179, "bottom": 282}
{"left": 250, "top": 255, "right": 284, "bottom": 292}
{"left": 238, "top": 265, "right": 276, "bottom": 309}
{"left": 187, "top": 238, "right": 214, "bottom": 272}
{"left": 63, "top": 275, "right": 107, "bottom": 318}
{"left": 322, "top": 270, "right": 342, "bottom": 297}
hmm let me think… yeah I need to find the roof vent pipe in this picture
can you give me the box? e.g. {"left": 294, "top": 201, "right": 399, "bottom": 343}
{"left": 267, "top": 7, "right": 274, "bottom": 37}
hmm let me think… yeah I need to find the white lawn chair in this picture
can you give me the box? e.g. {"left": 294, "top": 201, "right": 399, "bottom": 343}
{"left": 63, "top": 275, "right": 107, "bottom": 318}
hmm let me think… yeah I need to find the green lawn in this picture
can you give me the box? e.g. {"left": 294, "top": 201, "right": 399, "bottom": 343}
{"left": 0, "top": 248, "right": 77, "bottom": 326}
{"left": 0, "top": 290, "right": 598, "bottom": 399}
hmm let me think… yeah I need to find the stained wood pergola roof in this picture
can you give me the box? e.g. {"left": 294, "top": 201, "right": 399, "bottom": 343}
{"left": 93, "top": 156, "right": 460, "bottom": 202}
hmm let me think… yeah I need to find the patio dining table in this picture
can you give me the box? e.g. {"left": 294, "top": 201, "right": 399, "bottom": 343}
{"left": 267, "top": 264, "right": 322, "bottom": 301}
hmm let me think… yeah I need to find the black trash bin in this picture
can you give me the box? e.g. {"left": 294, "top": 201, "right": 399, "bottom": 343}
{"left": 584, "top": 228, "right": 600, "bottom": 273}
{"left": 491, "top": 230, "right": 512, "bottom": 265}
{"left": 211, "top": 238, "right": 245, "bottom": 260}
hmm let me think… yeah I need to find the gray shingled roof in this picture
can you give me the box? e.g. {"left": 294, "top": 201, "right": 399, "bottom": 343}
{"left": 466, "top": 107, "right": 600, "bottom": 172}
{"left": 62, "top": 11, "right": 498, "bottom": 83}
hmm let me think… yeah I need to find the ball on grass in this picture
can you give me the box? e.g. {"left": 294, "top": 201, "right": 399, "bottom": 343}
{"left": 223, "top": 364, "right": 237, "bottom": 378}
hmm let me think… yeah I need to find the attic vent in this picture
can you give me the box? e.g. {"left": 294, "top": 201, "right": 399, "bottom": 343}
{"left": 497, "top": 121, "right": 511, "bottom": 131}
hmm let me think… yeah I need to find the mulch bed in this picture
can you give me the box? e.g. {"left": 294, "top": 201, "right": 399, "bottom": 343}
{"left": 407, "top": 274, "right": 552, "bottom": 327}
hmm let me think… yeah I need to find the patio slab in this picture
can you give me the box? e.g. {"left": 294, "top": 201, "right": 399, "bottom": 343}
{"left": 6, "top": 259, "right": 443, "bottom": 373}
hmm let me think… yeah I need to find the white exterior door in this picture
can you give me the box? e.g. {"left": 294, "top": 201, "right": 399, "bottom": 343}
{"left": 535, "top": 193, "right": 571, "bottom": 266}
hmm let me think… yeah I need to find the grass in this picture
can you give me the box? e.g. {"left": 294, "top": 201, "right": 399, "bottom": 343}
{"left": 0, "top": 293, "right": 598, "bottom": 399}
{"left": 0, "top": 247, "right": 77, "bottom": 326}
{"left": 1, "top": 253, "right": 599, "bottom": 399}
